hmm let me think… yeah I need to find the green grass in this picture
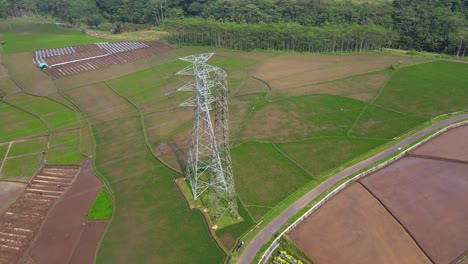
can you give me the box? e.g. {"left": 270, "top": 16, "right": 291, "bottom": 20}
{"left": 6, "top": 93, "right": 79, "bottom": 130}
{"left": 241, "top": 95, "right": 367, "bottom": 141}
{"left": 0, "top": 153, "right": 42, "bottom": 182}
{"left": 0, "top": 102, "right": 47, "bottom": 142}
{"left": 0, "top": 22, "right": 84, "bottom": 35}
{"left": 46, "top": 147, "right": 84, "bottom": 165}
{"left": 107, "top": 59, "right": 190, "bottom": 113}
{"left": 0, "top": 33, "right": 108, "bottom": 53}
{"left": 231, "top": 142, "right": 314, "bottom": 221}
{"left": 349, "top": 104, "right": 428, "bottom": 139}
{"left": 7, "top": 137, "right": 47, "bottom": 157}
{"left": 88, "top": 189, "right": 113, "bottom": 220}
{"left": 49, "top": 132, "right": 80, "bottom": 148}
{"left": 276, "top": 137, "right": 389, "bottom": 179}
{"left": 374, "top": 61, "right": 468, "bottom": 117}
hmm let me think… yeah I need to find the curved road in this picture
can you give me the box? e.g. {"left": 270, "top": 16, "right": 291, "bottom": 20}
{"left": 237, "top": 114, "right": 468, "bottom": 264}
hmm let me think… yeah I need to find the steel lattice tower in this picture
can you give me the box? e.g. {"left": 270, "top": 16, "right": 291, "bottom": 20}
{"left": 176, "top": 53, "right": 238, "bottom": 224}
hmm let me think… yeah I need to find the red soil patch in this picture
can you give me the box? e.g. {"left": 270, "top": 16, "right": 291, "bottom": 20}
{"left": 27, "top": 159, "right": 108, "bottom": 264}
{"left": 288, "top": 183, "right": 430, "bottom": 264}
{"left": 360, "top": 156, "right": 468, "bottom": 264}
{"left": 410, "top": 124, "right": 468, "bottom": 162}
{"left": 67, "top": 221, "right": 108, "bottom": 264}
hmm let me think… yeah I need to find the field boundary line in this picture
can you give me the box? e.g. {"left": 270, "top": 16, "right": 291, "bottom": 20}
{"left": 358, "top": 181, "right": 435, "bottom": 263}
{"left": 104, "top": 81, "right": 182, "bottom": 174}
{"left": 347, "top": 70, "right": 395, "bottom": 137}
{"left": 0, "top": 142, "right": 12, "bottom": 175}
{"left": 271, "top": 143, "right": 315, "bottom": 178}
{"left": 255, "top": 117, "right": 468, "bottom": 264}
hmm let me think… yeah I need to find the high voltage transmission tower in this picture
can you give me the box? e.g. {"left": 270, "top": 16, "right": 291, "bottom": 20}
{"left": 176, "top": 53, "right": 238, "bottom": 225}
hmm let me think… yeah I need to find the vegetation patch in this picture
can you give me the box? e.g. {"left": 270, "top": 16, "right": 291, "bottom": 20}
{"left": 64, "top": 83, "right": 137, "bottom": 124}
{"left": 349, "top": 105, "right": 428, "bottom": 139}
{"left": 231, "top": 142, "right": 314, "bottom": 221}
{"left": 276, "top": 137, "right": 389, "bottom": 179}
{"left": 88, "top": 189, "right": 113, "bottom": 220}
{"left": 0, "top": 32, "right": 106, "bottom": 53}
{"left": 268, "top": 69, "right": 393, "bottom": 102}
{"left": 7, "top": 137, "right": 47, "bottom": 157}
{"left": 0, "top": 102, "right": 46, "bottom": 142}
{"left": 6, "top": 93, "right": 79, "bottom": 130}
{"left": 374, "top": 61, "right": 468, "bottom": 117}
{"left": 2, "top": 53, "right": 57, "bottom": 95}
{"left": 0, "top": 153, "right": 42, "bottom": 182}
{"left": 241, "top": 95, "right": 366, "bottom": 142}
{"left": 269, "top": 236, "right": 315, "bottom": 264}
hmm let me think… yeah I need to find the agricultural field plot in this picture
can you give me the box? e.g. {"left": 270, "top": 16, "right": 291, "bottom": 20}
{"left": 240, "top": 95, "right": 366, "bottom": 142}
{"left": 64, "top": 82, "right": 137, "bottom": 124}
{"left": 349, "top": 104, "right": 428, "bottom": 139}
{"left": 26, "top": 159, "right": 107, "bottom": 264}
{"left": 374, "top": 61, "right": 468, "bottom": 117}
{"left": 252, "top": 54, "right": 430, "bottom": 90}
{"left": 360, "top": 156, "right": 468, "bottom": 264}
{"left": 288, "top": 183, "right": 431, "bottom": 264}
{"left": 39, "top": 41, "right": 176, "bottom": 78}
{"left": 2, "top": 52, "right": 57, "bottom": 95}
{"left": 5, "top": 93, "right": 79, "bottom": 131}
{"left": 231, "top": 142, "right": 314, "bottom": 221}
{"left": 0, "top": 102, "right": 47, "bottom": 142}
{"left": 0, "top": 60, "right": 21, "bottom": 96}
{"left": 275, "top": 137, "right": 388, "bottom": 179}
{"left": 47, "top": 129, "right": 84, "bottom": 165}
{"left": 0, "top": 165, "right": 79, "bottom": 264}
{"left": 409, "top": 123, "right": 468, "bottom": 162}
{"left": 0, "top": 137, "right": 47, "bottom": 182}
{"left": 267, "top": 69, "right": 393, "bottom": 102}
{"left": 0, "top": 22, "right": 107, "bottom": 54}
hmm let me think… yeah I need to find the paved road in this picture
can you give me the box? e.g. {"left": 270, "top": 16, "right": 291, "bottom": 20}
{"left": 237, "top": 114, "right": 468, "bottom": 264}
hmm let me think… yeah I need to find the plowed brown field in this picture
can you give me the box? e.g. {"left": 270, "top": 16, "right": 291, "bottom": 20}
{"left": 288, "top": 124, "right": 468, "bottom": 264}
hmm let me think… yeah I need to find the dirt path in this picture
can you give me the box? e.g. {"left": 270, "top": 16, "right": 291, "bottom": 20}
{"left": 237, "top": 114, "right": 468, "bottom": 264}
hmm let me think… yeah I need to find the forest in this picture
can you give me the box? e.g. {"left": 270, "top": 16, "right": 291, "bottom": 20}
{"left": 1, "top": 0, "right": 467, "bottom": 56}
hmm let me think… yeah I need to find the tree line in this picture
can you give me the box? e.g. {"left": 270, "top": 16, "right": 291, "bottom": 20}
{"left": 1, "top": 0, "right": 467, "bottom": 56}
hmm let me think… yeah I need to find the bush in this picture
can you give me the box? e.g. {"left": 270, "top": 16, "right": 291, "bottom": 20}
{"left": 98, "top": 22, "right": 113, "bottom": 32}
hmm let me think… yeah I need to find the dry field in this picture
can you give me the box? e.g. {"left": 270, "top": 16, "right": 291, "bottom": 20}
{"left": 361, "top": 156, "right": 468, "bottom": 264}
{"left": 288, "top": 125, "right": 468, "bottom": 264}
{"left": 288, "top": 183, "right": 430, "bottom": 264}
{"left": 64, "top": 82, "right": 137, "bottom": 124}
{"left": 252, "top": 54, "right": 430, "bottom": 90}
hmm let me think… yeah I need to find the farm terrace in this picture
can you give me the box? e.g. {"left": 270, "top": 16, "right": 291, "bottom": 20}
{"left": 32, "top": 41, "right": 175, "bottom": 78}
